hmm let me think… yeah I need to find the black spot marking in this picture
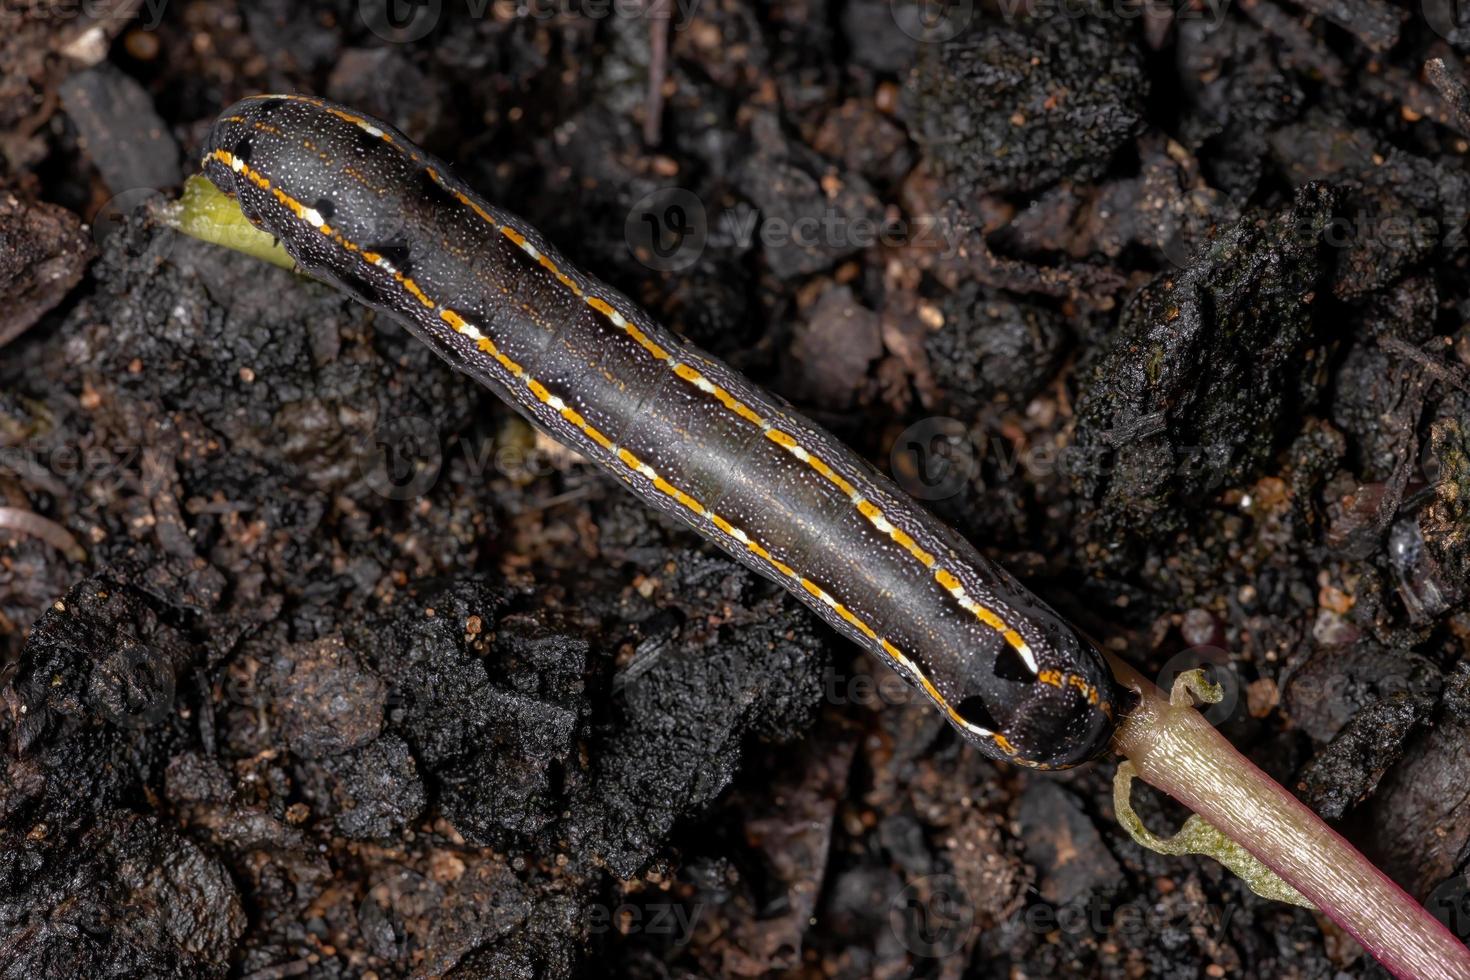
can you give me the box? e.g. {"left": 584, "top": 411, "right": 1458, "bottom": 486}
{"left": 993, "top": 645, "right": 1035, "bottom": 683}
{"left": 955, "top": 695, "right": 1001, "bottom": 734}
{"left": 314, "top": 197, "right": 336, "bottom": 222}
{"left": 366, "top": 241, "right": 412, "bottom": 276}
{"left": 333, "top": 269, "right": 382, "bottom": 306}
{"left": 420, "top": 169, "right": 462, "bottom": 212}
{"left": 354, "top": 127, "right": 381, "bottom": 155}
{"left": 503, "top": 235, "right": 551, "bottom": 276}
{"left": 233, "top": 138, "right": 253, "bottom": 164}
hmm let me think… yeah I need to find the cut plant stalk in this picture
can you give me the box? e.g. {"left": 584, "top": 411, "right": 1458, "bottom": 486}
{"left": 1109, "top": 654, "right": 1470, "bottom": 980}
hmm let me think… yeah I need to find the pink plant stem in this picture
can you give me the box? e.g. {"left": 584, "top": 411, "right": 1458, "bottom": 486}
{"left": 1108, "top": 655, "right": 1470, "bottom": 980}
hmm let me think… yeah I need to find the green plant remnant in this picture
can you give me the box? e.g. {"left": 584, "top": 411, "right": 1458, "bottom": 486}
{"left": 1118, "top": 670, "right": 1314, "bottom": 907}
{"left": 1114, "top": 762, "right": 1315, "bottom": 908}
{"left": 1170, "top": 668, "right": 1223, "bottom": 707}
{"left": 163, "top": 175, "right": 294, "bottom": 269}
{"left": 1117, "top": 669, "right": 1317, "bottom": 910}
{"left": 1114, "top": 671, "right": 1316, "bottom": 912}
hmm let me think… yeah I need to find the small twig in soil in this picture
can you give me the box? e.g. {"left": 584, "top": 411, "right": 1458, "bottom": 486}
{"left": 0, "top": 505, "right": 86, "bottom": 561}
{"left": 941, "top": 201, "right": 1128, "bottom": 303}
{"left": 1379, "top": 333, "right": 1470, "bottom": 394}
{"left": 644, "top": 0, "right": 672, "bottom": 146}
{"left": 509, "top": 484, "right": 598, "bottom": 515}
{"left": 1425, "top": 58, "right": 1470, "bottom": 138}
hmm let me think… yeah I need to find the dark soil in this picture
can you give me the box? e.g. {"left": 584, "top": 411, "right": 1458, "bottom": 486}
{"left": 2, "top": 1, "right": 1469, "bottom": 978}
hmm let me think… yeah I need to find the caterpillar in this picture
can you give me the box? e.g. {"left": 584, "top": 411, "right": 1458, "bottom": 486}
{"left": 201, "top": 94, "right": 1121, "bottom": 769}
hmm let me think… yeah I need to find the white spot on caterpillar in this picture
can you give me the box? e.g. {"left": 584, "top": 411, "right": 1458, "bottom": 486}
{"left": 812, "top": 587, "right": 837, "bottom": 608}
{"left": 637, "top": 463, "right": 657, "bottom": 479}
{"left": 730, "top": 527, "right": 749, "bottom": 544}
{"left": 790, "top": 445, "right": 811, "bottom": 462}
{"left": 959, "top": 718, "right": 995, "bottom": 736}
{"left": 359, "top": 123, "right": 385, "bottom": 138}
{"left": 693, "top": 376, "right": 715, "bottom": 394}
{"left": 521, "top": 241, "right": 541, "bottom": 261}
{"left": 869, "top": 513, "right": 895, "bottom": 535}
{"left": 609, "top": 310, "right": 628, "bottom": 328}
{"left": 374, "top": 257, "right": 398, "bottom": 275}
{"left": 230, "top": 155, "right": 244, "bottom": 173}
{"left": 546, "top": 394, "right": 566, "bottom": 411}
{"left": 302, "top": 208, "right": 325, "bottom": 228}
{"left": 460, "top": 323, "right": 484, "bottom": 341}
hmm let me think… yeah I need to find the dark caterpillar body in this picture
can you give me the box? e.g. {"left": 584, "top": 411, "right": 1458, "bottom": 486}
{"left": 202, "top": 94, "right": 1120, "bottom": 768}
